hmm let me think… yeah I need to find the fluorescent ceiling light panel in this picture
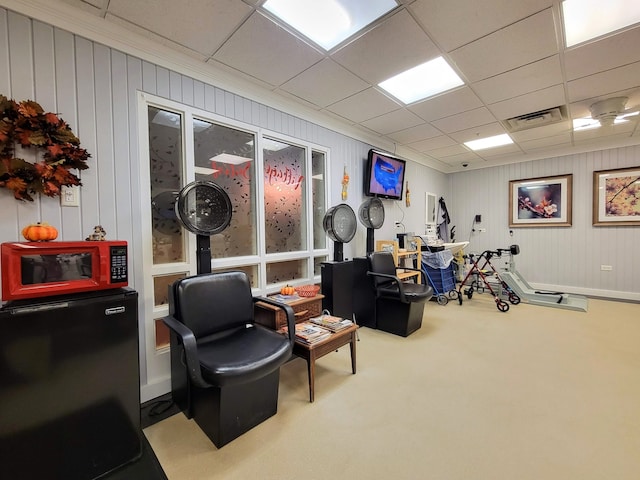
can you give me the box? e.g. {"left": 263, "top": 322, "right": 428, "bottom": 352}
{"left": 378, "top": 57, "right": 464, "bottom": 104}
{"left": 209, "top": 153, "right": 252, "bottom": 165}
{"left": 464, "top": 134, "right": 513, "bottom": 151}
{"left": 263, "top": 0, "right": 397, "bottom": 50}
{"left": 562, "top": 0, "right": 640, "bottom": 47}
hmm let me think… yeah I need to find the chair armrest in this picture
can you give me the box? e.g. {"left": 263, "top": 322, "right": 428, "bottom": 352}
{"left": 162, "top": 315, "right": 209, "bottom": 388}
{"left": 366, "top": 271, "right": 409, "bottom": 302}
{"left": 253, "top": 296, "right": 296, "bottom": 345}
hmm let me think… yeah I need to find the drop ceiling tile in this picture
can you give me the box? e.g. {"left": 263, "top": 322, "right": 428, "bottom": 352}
{"left": 332, "top": 9, "right": 440, "bottom": 84}
{"left": 280, "top": 59, "right": 369, "bottom": 108}
{"left": 427, "top": 144, "right": 469, "bottom": 157}
{"left": 448, "top": 122, "right": 506, "bottom": 143}
{"left": 361, "top": 109, "right": 424, "bottom": 134}
{"left": 473, "top": 56, "right": 562, "bottom": 104}
{"left": 518, "top": 133, "right": 571, "bottom": 151}
{"left": 431, "top": 107, "right": 497, "bottom": 133}
{"left": 449, "top": 9, "right": 557, "bottom": 82}
{"left": 106, "top": 13, "right": 209, "bottom": 61}
{"left": 488, "top": 84, "right": 566, "bottom": 120}
{"left": 510, "top": 121, "right": 571, "bottom": 142}
{"left": 409, "top": 0, "right": 551, "bottom": 51}
{"left": 474, "top": 143, "right": 521, "bottom": 157}
{"left": 326, "top": 88, "right": 400, "bottom": 123}
{"left": 408, "top": 135, "right": 457, "bottom": 152}
{"left": 60, "top": 0, "right": 102, "bottom": 13}
{"left": 214, "top": 13, "right": 324, "bottom": 87}
{"left": 409, "top": 87, "right": 483, "bottom": 121}
{"left": 569, "top": 89, "right": 640, "bottom": 120}
{"left": 564, "top": 26, "right": 640, "bottom": 81}
{"left": 567, "top": 61, "right": 640, "bottom": 103}
{"left": 386, "top": 123, "right": 441, "bottom": 143}
{"left": 439, "top": 152, "right": 482, "bottom": 165}
{"left": 107, "top": 0, "right": 252, "bottom": 56}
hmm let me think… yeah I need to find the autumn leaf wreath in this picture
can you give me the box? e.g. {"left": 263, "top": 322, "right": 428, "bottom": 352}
{"left": 0, "top": 95, "right": 90, "bottom": 201}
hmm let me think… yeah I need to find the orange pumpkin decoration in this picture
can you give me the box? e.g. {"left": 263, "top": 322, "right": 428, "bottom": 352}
{"left": 280, "top": 285, "right": 295, "bottom": 296}
{"left": 22, "top": 222, "right": 58, "bottom": 242}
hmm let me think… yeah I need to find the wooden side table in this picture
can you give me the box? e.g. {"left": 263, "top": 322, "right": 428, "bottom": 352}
{"left": 293, "top": 324, "right": 357, "bottom": 402}
{"left": 254, "top": 294, "right": 324, "bottom": 330}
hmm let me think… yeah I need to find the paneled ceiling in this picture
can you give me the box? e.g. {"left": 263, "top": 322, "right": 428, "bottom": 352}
{"left": 56, "top": 0, "right": 640, "bottom": 172}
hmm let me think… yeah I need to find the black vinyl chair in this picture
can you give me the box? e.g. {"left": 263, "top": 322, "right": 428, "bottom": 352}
{"left": 367, "top": 251, "right": 433, "bottom": 337}
{"left": 162, "top": 271, "right": 295, "bottom": 448}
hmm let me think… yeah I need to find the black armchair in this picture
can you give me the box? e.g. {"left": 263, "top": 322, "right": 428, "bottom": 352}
{"left": 367, "top": 251, "right": 433, "bottom": 337}
{"left": 163, "top": 271, "right": 295, "bottom": 448}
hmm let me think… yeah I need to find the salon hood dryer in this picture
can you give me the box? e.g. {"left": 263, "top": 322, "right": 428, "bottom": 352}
{"left": 358, "top": 197, "right": 385, "bottom": 255}
{"left": 323, "top": 203, "right": 357, "bottom": 262}
{"left": 174, "top": 180, "right": 232, "bottom": 274}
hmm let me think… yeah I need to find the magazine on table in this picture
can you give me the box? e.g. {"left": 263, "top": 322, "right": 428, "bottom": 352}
{"left": 309, "top": 314, "right": 353, "bottom": 332}
{"left": 279, "top": 321, "right": 332, "bottom": 344}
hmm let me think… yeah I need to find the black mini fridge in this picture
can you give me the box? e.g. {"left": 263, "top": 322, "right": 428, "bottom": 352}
{"left": 0, "top": 288, "right": 166, "bottom": 480}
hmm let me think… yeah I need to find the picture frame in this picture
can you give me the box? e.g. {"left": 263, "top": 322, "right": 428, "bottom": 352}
{"left": 592, "top": 166, "right": 640, "bottom": 226}
{"left": 509, "top": 174, "right": 572, "bottom": 227}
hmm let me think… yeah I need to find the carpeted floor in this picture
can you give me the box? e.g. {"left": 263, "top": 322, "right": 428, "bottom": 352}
{"left": 144, "top": 295, "right": 640, "bottom": 480}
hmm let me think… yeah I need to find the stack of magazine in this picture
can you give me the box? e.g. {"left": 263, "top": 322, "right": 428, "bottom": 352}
{"left": 279, "top": 321, "right": 332, "bottom": 345}
{"left": 309, "top": 314, "right": 353, "bottom": 332}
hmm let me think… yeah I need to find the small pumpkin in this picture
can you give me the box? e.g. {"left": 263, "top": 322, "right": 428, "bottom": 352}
{"left": 22, "top": 222, "right": 58, "bottom": 242}
{"left": 280, "top": 284, "right": 295, "bottom": 296}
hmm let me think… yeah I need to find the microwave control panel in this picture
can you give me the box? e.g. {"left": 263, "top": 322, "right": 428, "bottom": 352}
{"left": 110, "top": 245, "right": 128, "bottom": 284}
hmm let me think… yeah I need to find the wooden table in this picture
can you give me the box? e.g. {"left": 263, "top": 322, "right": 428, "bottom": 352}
{"left": 254, "top": 294, "right": 324, "bottom": 330}
{"left": 293, "top": 324, "right": 357, "bottom": 402}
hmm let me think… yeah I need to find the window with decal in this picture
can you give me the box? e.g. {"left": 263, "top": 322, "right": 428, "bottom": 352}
{"left": 263, "top": 138, "right": 307, "bottom": 254}
{"left": 192, "top": 119, "right": 257, "bottom": 258}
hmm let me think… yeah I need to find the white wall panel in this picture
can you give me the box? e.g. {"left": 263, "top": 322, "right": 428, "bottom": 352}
{"left": 450, "top": 147, "right": 640, "bottom": 299}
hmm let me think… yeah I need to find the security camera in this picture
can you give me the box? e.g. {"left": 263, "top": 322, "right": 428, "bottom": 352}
{"left": 462, "top": 163, "right": 469, "bottom": 168}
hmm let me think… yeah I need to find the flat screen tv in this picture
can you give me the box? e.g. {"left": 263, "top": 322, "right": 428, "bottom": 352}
{"left": 364, "top": 149, "right": 406, "bottom": 201}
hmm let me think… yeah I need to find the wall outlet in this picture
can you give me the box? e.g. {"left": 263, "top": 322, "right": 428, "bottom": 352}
{"left": 600, "top": 265, "right": 613, "bottom": 271}
{"left": 475, "top": 214, "right": 481, "bottom": 223}
{"left": 61, "top": 185, "right": 80, "bottom": 207}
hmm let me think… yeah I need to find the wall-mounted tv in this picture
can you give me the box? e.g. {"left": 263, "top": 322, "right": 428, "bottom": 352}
{"left": 364, "top": 149, "right": 406, "bottom": 201}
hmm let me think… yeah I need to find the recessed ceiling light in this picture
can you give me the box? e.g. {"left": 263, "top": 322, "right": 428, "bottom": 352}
{"left": 263, "top": 0, "right": 397, "bottom": 51}
{"left": 464, "top": 134, "right": 513, "bottom": 151}
{"left": 562, "top": 0, "right": 640, "bottom": 47}
{"left": 378, "top": 57, "right": 464, "bottom": 104}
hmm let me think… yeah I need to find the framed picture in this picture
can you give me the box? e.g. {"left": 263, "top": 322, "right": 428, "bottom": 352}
{"left": 593, "top": 166, "right": 640, "bottom": 226}
{"left": 509, "top": 174, "right": 572, "bottom": 227}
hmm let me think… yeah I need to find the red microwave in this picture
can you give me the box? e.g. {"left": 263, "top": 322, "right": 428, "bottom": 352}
{"left": 1, "top": 241, "right": 128, "bottom": 301}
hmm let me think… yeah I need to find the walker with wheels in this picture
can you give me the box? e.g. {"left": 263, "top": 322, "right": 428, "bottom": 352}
{"left": 457, "top": 245, "right": 521, "bottom": 312}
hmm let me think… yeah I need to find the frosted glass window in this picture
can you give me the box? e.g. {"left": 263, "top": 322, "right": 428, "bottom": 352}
{"left": 149, "top": 107, "right": 185, "bottom": 264}
{"left": 193, "top": 120, "right": 257, "bottom": 258}
{"left": 312, "top": 150, "right": 327, "bottom": 249}
{"left": 153, "top": 272, "right": 187, "bottom": 307}
{"left": 212, "top": 265, "right": 259, "bottom": 288}
{"left": 263, "top": 139, "right": 307, "bottom": 254}
{"left": 314, "top": 256, "right": 328, "bottom": 276}
{"left": 266, "top": 259, "right": 308, "bottom": 284}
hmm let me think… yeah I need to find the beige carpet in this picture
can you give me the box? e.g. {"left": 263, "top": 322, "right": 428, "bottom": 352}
{"left": 144, "top": 295, "right": 640, "bottom": 480}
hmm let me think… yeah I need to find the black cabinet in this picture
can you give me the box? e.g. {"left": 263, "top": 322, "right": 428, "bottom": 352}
{"left": 0, "top": 288, "right": 166, "bottom": 480}
{"left": 321, "top": 261, "right": 353, "bottom": 320}
{"left": 352, "top": 257, "right": 376, "bottom": 329}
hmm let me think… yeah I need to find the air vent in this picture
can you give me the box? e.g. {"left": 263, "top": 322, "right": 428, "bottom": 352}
{"left": 505, "top": 106, "right": 567, "bottom": 132}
